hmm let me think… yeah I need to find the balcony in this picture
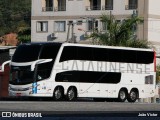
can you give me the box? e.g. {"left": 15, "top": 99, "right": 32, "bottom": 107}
{"left": 86, "top": 6, "right": 101, "bottom": 11}
{"left": 102, "top": 5, "right": 113, "bottom": 10}
{"left": 54, "top": 6, "right": 66, "bottom": 11}
{"left": 42, "top": 7, "right": 53, "bottom": 12}
{"left": 125, "top": 4, "right": 137, "bottom": 10}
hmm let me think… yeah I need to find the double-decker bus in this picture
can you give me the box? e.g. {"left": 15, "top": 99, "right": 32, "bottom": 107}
{"left": 9, "top": 42, "right": 156, "bottom": 102}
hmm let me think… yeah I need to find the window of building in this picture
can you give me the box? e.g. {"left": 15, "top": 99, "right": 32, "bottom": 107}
{"left": 36, "top": 21, "right": 48, "bottom": 32}
{"left": 90, "top": 0, "right": 101, "bottom": 10}
{"left": 54, "top": 21, "right": 66, "bottom": 32}
{"left": 128, "top": 0, "right": 138, "bottom": 9}
{"left": 101, "top": 22, "right": 107, "bottom": 31}
{"left": 42, "top": 0, "right": 53, "bottom": 11}
{"left": 58, "top": 0, "right": 66, "bottom": 11}
{"left": 88, "top": 20, "right": 98, "bottom": 31}
{"left": 104, "top": 0, "right": 113, "bottom": 10}
{"left": 88, "top": 21, "right": 93, "bottom": 31}
{"left": 77, "top": 21, "right": 83, "bottom": 25}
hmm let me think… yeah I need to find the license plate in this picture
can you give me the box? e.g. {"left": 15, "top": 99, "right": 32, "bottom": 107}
{"left": 16, "top": 93, "right": 21, "bottom": 96}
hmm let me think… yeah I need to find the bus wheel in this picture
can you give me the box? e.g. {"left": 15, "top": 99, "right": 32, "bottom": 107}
{"left": 53, "top": 87, "right": 63, "bottom": 101}
{"left": 127, "top": 90, "right": 138, "bottom": 103}
{"left": 118, "top": 89, "right": 127, "bottom": 102}
{"left": 67, "top": 87, "right": 77, "bottom": 101}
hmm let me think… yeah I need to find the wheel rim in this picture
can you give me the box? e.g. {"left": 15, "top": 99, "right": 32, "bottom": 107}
{"left": 55, "top": 89, "right": 61, "bottom": 100}
{"left": 68, "top": 89, "right": 75, "bottom": 100}
{"left": 120, "top": 91, "right": 126, "bottom": 100}
{"left": 130, "top": 91, "right": 136, "bottom": 100}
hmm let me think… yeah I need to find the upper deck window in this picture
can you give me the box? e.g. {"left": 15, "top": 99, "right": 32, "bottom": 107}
{"left": 12, "top": 44, "right": 41, "bottom": 62}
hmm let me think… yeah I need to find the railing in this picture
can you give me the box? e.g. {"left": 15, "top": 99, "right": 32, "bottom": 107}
{"left": 42, "top": 7, "right": 53, "bottom": 12}
{"left": 86, "top": 6, "right": 101, "bottom": 11}
{"left": 54, "top": 6, "right": 66, "bottom": 11}
{"left": 125, "top": 4, "right": 137, "bottom": 10}
{"left": 102, "top": 5, "right": 113, "bottom": 10}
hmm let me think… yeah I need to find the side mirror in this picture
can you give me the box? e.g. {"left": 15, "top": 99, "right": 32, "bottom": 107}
{"left": 0, "top": 60, "right": 11, "bottom": 72}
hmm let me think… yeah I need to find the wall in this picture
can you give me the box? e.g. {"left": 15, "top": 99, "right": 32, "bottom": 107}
{"left": 147, "top": 0, "right": 160, "bottom": 44}
{"left": 31, "top": 0, "right": 137, "bottom": 42}
{"left": 0, "top": 65, "right": 10, "bottom": 98}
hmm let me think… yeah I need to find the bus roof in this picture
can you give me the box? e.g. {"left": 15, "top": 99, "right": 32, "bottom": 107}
{"left": 22, "top": 42, "right": 153, "bottom": 52}
{"left": 23, "top": 42, "right": 62, "bottom": 46}
{"left": 62, "top": 43, "right": 153, "bottom": 52}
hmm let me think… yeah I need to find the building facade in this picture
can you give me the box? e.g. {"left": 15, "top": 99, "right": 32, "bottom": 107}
{"left": 31, "top": 0, "right": 160, "bottom": 61}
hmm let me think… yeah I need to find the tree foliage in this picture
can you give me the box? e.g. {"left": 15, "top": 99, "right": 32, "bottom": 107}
{"left": 0, "top": 0, "right": 31, "bottom": 37}
{"left": 17, "top": 27, "right": 31, "bottom": 44}
{"left": 91, "top": 14, "right": 149, "bottom": 48}
{"left": 156, "top": 65, "right": 160, "bottom": 84}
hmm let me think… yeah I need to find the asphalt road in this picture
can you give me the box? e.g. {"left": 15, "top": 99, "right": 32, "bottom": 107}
{"left": 0, "top": 100, "right": 160, "bottom": 118}
{"left": 0, "top": 100, "right": 160, "bottom": 111}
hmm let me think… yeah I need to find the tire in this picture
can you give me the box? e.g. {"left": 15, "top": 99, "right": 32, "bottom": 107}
{"left": 118, "top": 89, "right": 127, "bottom": 102}
{"left": 66, "top": 87, "right": 77, "bottom": 101}
{"left": 53, "top": 87, "right": 63, "bottom": 101}
{"left": 127, "top": 90, "right": 138, "bottom": 103}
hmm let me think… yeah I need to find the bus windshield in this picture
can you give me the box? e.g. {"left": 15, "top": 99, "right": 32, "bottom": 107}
{"left": 10, "top": 67, "right": 34, "bottom": 85}
{"left": 10, "top": 43, "right": 62, "bottom": 85}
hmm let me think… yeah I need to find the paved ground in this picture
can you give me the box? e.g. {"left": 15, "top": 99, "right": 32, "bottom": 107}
{"left": 0, "top": 100, "right": 160, "bottom": 119}
{"left": 0, "top": 101, "right": 160, "bottom": 111}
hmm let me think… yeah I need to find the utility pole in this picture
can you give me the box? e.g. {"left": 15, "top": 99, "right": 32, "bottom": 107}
{"left": 71, "top": 23, "right": 75, "bottom": 43}
{"left": 132, "top": 10, "right": 138, "bottom": 41}
{"left": 66, "top": 23, "right": 71, "bottom": 42}
{"left": 66, "top": 21, "right": 76, "bottom": 43}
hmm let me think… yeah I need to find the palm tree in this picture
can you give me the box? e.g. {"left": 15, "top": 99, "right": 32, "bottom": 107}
{"left": 156, "top": 65, "right": 160, "bottom": 84}
{"left": 91, "top": 14, "right": 149, "bottom": 48}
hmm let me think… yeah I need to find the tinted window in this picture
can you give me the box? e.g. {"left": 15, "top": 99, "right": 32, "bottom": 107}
{"left": 60, "top": 46, "right": 94, "bottom": 62}
{"left": 36, "top": 62, "right": 53, "bottom": 81}
{"left": 12, "top": 45, "right": 41, "bottom": 62}
{"left": 93, "top": 48, "right": 108, "bottom": 61}
{"left": 108, "top": 49, "right": 122, "bottom": 62}
{"left": 10, "top": 65, "right": 34, "bottom": 85}
{"left": 59, "top": 46, "right": 77, "bottom": 62}
{"left": 59, "top": 46, "right": 154, "bottom": 64}
{"left": 55, "top": 71, "right": 121, "bottom": 84}
{"left": 121, "top": 50, "right": 137, "bottom": 63}
{"left": 77, "top": 47, "right": 93, "bottom": 61}
{"left": 137, "top": 51, "right": 154, "bottom": 64}
{"left": 0, "top": 50, "right": 10, "bottom": 63}
{"left": 38, "top": 44, "right": 61, "bottom": 81}
{"left": 99, "top": 72, "right": 121, "bottom": 83}
{"left": 55, "top": 71, "right": 79, "bottom": 82}
{"left": 40, "top": 44, "right": 61, "bottom": 61}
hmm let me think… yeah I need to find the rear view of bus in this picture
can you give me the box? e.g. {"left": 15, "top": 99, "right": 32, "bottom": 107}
{"left": 9, "top": 43, "right": 61, "bottom": 97}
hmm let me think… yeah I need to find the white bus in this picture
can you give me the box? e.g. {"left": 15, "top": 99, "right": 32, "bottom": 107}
{"left": 9, "top": 42, "right": 156, "bottom": 102}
